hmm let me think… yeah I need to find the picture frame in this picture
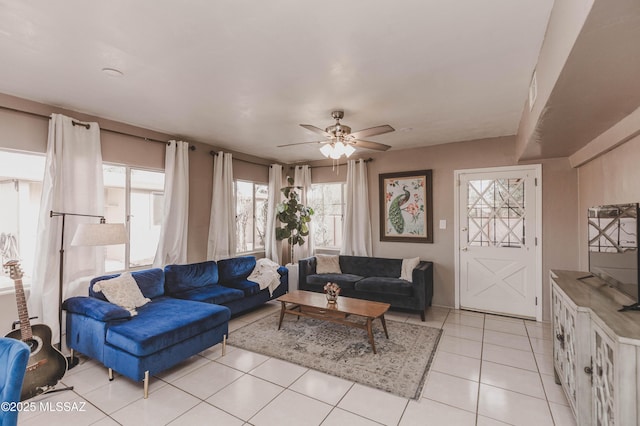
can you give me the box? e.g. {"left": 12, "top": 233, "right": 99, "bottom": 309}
{"left": 379, "top": 169, "right": 433, "bottom": 243}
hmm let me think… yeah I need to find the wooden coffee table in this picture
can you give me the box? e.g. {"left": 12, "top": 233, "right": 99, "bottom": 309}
{"left": 277, "top": 290, "right": 391, "bottom": 354}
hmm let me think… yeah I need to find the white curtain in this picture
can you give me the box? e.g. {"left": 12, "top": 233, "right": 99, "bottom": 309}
{"left": 153, "top": 140, "right": 190, "bottom": 267}
{"left": 207, "top": 151, "right": 235, "bottom": 260}
{"left": 28, "top": 113, "right": 104, "bottom": 345}
{"left": 265, "top": 164, "right": 283, "bottom": 263}
{"left": 293, "top": 165, "right": 314, "bottom": 262}
{"left": 341, "top": 159, "right": 372, "bottom": 256}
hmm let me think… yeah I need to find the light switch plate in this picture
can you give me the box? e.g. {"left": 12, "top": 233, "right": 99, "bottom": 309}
{"left": 439, "top": 219, "right": 447, "bottom": 230}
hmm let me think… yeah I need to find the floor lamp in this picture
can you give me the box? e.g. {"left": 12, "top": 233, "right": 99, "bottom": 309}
{"left": 50, "top": 210, "right": 127, "bottom": 368}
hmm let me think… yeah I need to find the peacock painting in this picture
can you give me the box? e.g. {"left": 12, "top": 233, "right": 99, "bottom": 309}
{"left": 381, "top": 171, "right": 431, "bottom": 241}
{"left": 388, "top": 185, "right": 410, "bottom": 234}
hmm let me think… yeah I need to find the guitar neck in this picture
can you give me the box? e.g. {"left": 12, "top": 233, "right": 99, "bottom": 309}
{"left": 13, "top": 277, "right": 33, "bottom": 341}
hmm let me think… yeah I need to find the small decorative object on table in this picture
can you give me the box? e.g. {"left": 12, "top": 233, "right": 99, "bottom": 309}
{"left": 324, "top": 282, "right": 341, "bottom": 304}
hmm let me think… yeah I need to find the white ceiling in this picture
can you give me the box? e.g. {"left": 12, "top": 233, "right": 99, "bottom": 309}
{"left": 0, "top": 0, "right": 554, "bottom": 162}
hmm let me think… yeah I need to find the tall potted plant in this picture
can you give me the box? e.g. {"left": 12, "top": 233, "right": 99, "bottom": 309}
{"left": 275, "top": 176, "right": 314, "bottom": 264}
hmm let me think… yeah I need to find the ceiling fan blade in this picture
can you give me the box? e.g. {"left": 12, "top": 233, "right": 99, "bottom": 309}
{"left": 349, "top": 125, "right": 395, "bottom": 140}
{"left": 352, "top": 140, "right": 392, "bottom": 151}
{"left": 277, "top": 140, "right": 327, "bottom": 148}
{"left": 300, "top": 124, "right": 332, "bottom": 138}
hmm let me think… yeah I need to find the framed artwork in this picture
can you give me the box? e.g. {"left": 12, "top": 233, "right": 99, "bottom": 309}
{"left": 379, "top": 169, "right": 433, "bottom": 243}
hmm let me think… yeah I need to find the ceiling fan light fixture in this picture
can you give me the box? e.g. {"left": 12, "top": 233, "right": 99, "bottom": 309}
{"left": 329, "top": 147, "right": 342, "bottom": 159}
{"left": 344, "top": 144, "right": 356, "bottom": 157}
{"left": 290, "top": 110, "right": 394, "bottom": 159}
{"left": 320, "top": 144, "right": 333, "bottom": 157}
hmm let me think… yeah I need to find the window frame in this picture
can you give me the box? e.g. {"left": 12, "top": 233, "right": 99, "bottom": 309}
{"left": 234, "top": 179, "right": 268, "bottom": 255}
{"left": 0, "top": 149, "right": 46, "bottom": 294}
{"left": 309, "top": 182, "right": 346, "bottom": 251}
{"left": 103, "top": 162, "right": 165, "bottom": 272}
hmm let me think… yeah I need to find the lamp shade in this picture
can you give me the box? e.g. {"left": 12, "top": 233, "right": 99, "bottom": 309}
{"left": 71, "top": 223, "right": 127, "bottom": 246}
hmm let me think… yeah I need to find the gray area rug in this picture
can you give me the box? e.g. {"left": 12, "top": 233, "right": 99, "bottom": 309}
{"left": 229, "top": 312, "right": 442, "bottom": 399}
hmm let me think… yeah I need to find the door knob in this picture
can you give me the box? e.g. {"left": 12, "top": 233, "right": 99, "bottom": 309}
{"left": 461, "top": 247, "right": 468, "bottom": 251}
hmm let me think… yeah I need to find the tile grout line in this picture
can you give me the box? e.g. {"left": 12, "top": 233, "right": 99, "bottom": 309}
{"left": 526, "top": 323, "right": 558, "bottom": 426}
{"left": 474, "top": 312, "right": 485, "bottom": 426}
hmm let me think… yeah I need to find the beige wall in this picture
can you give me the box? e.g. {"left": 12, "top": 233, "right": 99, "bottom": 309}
{"left": 368, "top": 137, "right": 516, "bottom": 310}
{"left": 311, "top": 138, "right": 579, "bottom": 320}
{"left": 577, "top": 134, "right": 640, "bottom": 270}
{"left": 536, "top": 157, "right": 581, "bottom": 314}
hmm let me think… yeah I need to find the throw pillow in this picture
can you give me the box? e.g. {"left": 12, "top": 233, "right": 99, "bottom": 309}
{"left": 93, "top": 272, "right": 150, "bottom": 316}
{"left": 400, "top": 257, "right": 421, "bottom": 282}
{"left": 316, "top": 254, "right": 342, "bottom": 274}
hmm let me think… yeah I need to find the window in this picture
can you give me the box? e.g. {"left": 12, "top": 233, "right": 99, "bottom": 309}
{"left": 235, "top": 180, "right": 268, "bottom": 253}
{"left": 0, "top": 150, "right": 45, "bottom": 291}
{"left": 103, "top": 165, "right": 165, "bottom": 271}
{"left": 309, "top": 183, "right": 345, "bottom": 249}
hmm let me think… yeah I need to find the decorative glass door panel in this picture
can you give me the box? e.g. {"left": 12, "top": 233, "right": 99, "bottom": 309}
{"left": 467, "top": 178, "right": 525, "bottom": 248}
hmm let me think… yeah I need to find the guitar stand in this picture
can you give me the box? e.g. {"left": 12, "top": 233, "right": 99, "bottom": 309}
{"left": 41, "top": 384, "right": 74, "bottom": 395}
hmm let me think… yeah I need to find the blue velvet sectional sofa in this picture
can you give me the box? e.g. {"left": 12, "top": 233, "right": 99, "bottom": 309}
{"left": 299, "top": 255, "right": 433, "bottom": 321}
{"left": 63, "top": 256, "right": 288, "bottom": 398}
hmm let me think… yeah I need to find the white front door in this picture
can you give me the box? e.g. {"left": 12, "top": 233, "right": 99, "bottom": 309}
{"left": 455, "top": 165, "right": 542, "bottom": 320}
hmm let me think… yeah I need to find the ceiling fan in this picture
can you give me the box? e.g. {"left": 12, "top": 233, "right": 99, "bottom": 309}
{"left": 277, "top": 111, "right": 394, "bottom": 159}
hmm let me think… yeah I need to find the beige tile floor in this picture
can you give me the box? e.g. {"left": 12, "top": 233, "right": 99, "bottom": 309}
{"left": 16, "top": 302, "right": 576, "bottom": 425}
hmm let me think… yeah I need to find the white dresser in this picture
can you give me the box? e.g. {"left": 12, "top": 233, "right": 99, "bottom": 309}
{"left": 551, "top": 270, "right": 640, "bottom": 425}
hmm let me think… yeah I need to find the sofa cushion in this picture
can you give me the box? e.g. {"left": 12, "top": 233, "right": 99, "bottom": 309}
{"left": 355, "top": 277, "right": 414, "bottom": 296}
{"left": 63, "top": 296, "right": 132, "bottom": 321}
{"left": 220, "top": 279, "right": 261, "bottom": 297}
{"left": 218, "top": 256, "right": 256, "bottom": 282}
{"left": 306, "top": 273, "right": 364, "bottom": 291}
{"left": 91, "top": 268, "right": 165, "bottom": 301}
{"left": 340, "top": 256, "right": 402, "bottom": 278}
{"left": 105, "top": 297, "right": 230, "bottom": 357}
{"left": 171, "top": 285, "right": 244, "bottom": 304}
{"left": 164, "top": 261, "right": 218, "bottom": 295}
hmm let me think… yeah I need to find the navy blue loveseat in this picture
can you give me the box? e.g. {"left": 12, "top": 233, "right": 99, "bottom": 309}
{"left": 63, "top": 256, "right": 287, "bottom": 398}
{"left": 299, "top": 255, "right": 433, "bottom": 320}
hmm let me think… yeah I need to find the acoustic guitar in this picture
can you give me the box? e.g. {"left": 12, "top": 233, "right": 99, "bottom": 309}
{"left": 3, "top": 260, "right": 67, "bottom": 400}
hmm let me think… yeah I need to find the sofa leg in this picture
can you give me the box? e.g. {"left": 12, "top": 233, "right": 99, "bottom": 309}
{"left": 222, "top": 334, "right": 227, "bottom": 356}
{"left": 421, "top": 310, "right": 426, "bottom": 322}
{"left": 108, "top": 368, "right": 114, "bottom": 381}
{"left": 143, "top": 371, "right": 149, "bottom": 399}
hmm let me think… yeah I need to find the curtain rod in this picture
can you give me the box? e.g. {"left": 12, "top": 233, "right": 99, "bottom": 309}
{"left": 209, "top": 150, "right": 271, "bottom": 167}
{"left": 0, "top": 104, "right": 195, "bottom": 150}
{"left": 289, "top": 158, "right": 373, "bottom": 169}
{"left": 102, "top": 128, "right": 195, "bottom": 150}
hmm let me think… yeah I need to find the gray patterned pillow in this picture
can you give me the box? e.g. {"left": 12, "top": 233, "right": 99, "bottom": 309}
{"left": 93, "top": 272, "right": 150, "bottom": 316}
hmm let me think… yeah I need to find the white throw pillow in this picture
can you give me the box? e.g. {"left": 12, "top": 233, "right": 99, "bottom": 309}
{"left": 316, "top": 254, "right": 342, "bottom": 274}
{"left": 400, "top": 257, "right": 421, "bottom": 282}
{"left": 93, "top": 272, "right": 150, "bottom": 316}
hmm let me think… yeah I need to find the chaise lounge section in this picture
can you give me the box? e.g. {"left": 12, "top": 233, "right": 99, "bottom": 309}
{"left": 63, "top": 268, "right": 230, "bottom": 398}
{"left": 299, "top": 255, "right": 433, "bottom": 320}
